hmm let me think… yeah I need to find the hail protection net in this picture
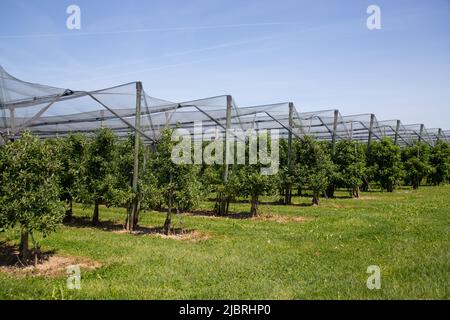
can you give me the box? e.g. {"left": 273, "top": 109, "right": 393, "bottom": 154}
{"left": 0, "top": 65, "right": 448, "bottom": 146}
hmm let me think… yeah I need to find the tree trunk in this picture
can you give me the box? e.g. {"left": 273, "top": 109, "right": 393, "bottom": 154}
{"left": 63, "top": 199, "right": 73, "bottom": 223}
{"left": 92, "top": 200, "right": 100, "bottom": 226}
{"left": 352, "top": 186, "right": 360, "bottom": 198}
{"left": 124, "top": 203, "right": 132, "bottom": 230}
{"left": 312, "top": 193, "right": 320, "bottom": 206}
{"left": 163, "top": 208, "right": 172, "bottom": 235}
{"left": 361, "top": 179, "right": 369, "bottom": 192}
{"left": 412, "top": 177, "right": 419, "bottom": 190}
{"left": 19, "top": 229, "right": 29, "bottom": 261}
{"left": 387, "top": 182, "right": 394, "bottom": 192}
{"left": 215, "top": 192, "right": 228, "bottom": 216}
{"left": 163, "top": 190, "right": 173, "bottom": 235}
{"left": 250, "top": 195, "right": 259, "bottom": 217}
{"left": 297, "top": 187, "right": 302, "bottom": 197}
{"left": 284, "top": 184, "right": 292, "bottom": 205}
{"left": 133, "top": 199, "right": 141, "bottom": 229}
{"left": 326, "top": 184, "right": 335, "bottom": 198}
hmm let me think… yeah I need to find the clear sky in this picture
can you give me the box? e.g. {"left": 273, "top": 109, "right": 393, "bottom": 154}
{"left": 0, "top": 0, "right": 449, "bottom": 128}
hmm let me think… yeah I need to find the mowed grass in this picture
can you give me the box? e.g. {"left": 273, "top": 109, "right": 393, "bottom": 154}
{"left": 0, "top": 185, "right": 449, "bottom": 299}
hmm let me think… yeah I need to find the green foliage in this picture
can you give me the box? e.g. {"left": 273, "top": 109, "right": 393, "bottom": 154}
{"left": 369, "top": 138, "right": 403, "bottom": 192}
{"left": 428, "top": 141, "right": 450, "bottom": 185}
{"left": 77, "top": 128, "right": 126, "bottom": 224}
{"left": 54, "top": 133, "right": 87, "bottom": 205}
{"left": 153, "top": 129, "right": 202, "bottom": 212}
{"left": 401, "top": 142, "right": 432, "bottom": 189}
{"left": 332, "top": 140, "right": 367, "bottom": 196}
{"left": 201, "top": 165, "right": 224, "bottom": 197}
{"left": 3, "top": 185, "right": 449, "bottom": 299}
{"left": 0, "top": 132, "right": 65, "bottom": 248}
{"left": 229, "top": 133, "right": 279, "bottom": 215}
{"left": 231, "top": 164, "right": 277, "bottom": 216}
{"left": 294, "top": 136, "right": 335, "bottom": 204}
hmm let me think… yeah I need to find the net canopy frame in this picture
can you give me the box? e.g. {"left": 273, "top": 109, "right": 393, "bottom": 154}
{"left": 0, "top": 65, "right": 449, "bottom": 147}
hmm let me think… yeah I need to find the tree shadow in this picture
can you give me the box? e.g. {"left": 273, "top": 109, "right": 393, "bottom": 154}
{"left": 186, "top": 210, "right": 254, "bottom": 220}
{"left": 0, "top": 241, "right": 56, "bottom": 267}
{"left": 290, "top": 203, "right": 315, "bottom": 207}
{"left": 64, "top": 216, "right": 124, "bottom": 231}
{"left": 64, "top": 216, "right": 198, "bottom": 235}
{"left": 328, "top": 195, "right": 353, "bottom": 199}
{"left": 0, "top": 241, "right": 17, "bottom": 267}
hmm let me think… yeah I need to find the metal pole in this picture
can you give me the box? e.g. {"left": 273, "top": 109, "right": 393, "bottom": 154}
{"left": 286, "top": 103, "right": 294, "bottom": 205}
{"left": 128, "top": 81, "right": 142, "bottom": 231}
{"left": 331, "top": 109, "right": 339, "bottom": 156}
{"left": 222, "top": 95, "right": 232, "bottom": 183}
{"left": 349, "top": 121, "right": 353, "bottom": 141}
{"left": 9, "top": 106, "right": 15, "bottom": 137}
{"left": 437, "top": 128, "right": 442, "bottom": 143}
{"left": 367, "top": 114, "right": 375, "bottom": 154}
{"left": 216, "top": 95, "right": 233, "bottom": 216}
{"left": 394, "top": 120, "right": 401, "bottom": 145}
{"left": 418, "top": 124, "right": 424, "bottom": 143}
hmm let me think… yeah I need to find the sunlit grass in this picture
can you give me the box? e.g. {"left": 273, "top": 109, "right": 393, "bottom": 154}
{"left": 1, "top": 185, "right": 449, "bottom": 299}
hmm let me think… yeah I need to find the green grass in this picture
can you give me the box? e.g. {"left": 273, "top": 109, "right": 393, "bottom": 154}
{"left": 1, "top": 186, "right": 449, "bottom": 299}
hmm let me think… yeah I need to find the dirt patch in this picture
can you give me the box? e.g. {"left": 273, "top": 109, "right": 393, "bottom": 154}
{"left": 154, "top": 230, "right": 211, "bottom": 242}
{"left": 253, "top": 214, "right": 312, "bottom": 224}
{"left": 359, "top": 196, "right": 377, "bottom": 200}
{"left": 113, "top": 226, "right": 211, "bottom": 242}
{"left": 0, "top": 245, "right": 101, "bottom": 278}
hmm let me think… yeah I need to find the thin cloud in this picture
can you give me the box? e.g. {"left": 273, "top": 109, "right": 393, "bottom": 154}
{"left": 0, "top": 22, "right": 299, "bottom": 39}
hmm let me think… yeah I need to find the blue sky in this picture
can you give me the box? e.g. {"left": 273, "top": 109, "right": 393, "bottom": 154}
{"left": 0, "top": 0, "right": 449, "bottom": 128}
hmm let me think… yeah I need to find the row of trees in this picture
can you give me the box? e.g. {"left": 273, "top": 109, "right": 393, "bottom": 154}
{"left": 1, "top": 129, "right": 449, "bottom": 262}
{"left": 211, "top": 136, "right": 450, "bottom": 213}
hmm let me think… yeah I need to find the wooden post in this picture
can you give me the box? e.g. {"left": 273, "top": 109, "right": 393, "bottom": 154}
{"left": 367, "top": 114, "right": 375, "bottom": 154}
{"left": 394, "top": 120, "right": 401, "bottom": 145}
{"left": 331, "top": 109, "right": 339, "bottom": 156}
{"left": 127, "top": 81, "right": 142, "bottom": 231}
{"left": 285, "top": 103, "right": 294, "bottom": 205}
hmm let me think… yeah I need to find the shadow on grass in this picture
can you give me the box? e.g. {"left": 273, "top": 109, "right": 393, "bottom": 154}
{"left": 64, "top": 216, "right": 194, "bottom": 236}
{"left": 0, "top": 241, "right": 56, "bottom": 267}
{"left": 148, "top": 206, "right": 256, "bottom": 220}
{"left": 64, "top": 216, "right": 124, "bottom": 231}
{"left": 186, "top": 210, "right": 254, "bottom": 220}
{"left": 290, "top": 203, "right": 315, "bottom": 207}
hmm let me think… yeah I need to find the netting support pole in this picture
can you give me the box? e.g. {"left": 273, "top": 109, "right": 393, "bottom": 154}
{"left": 419, "top": 124, "right": 424, "bottom": 143}
{"left": 331, "top": 109, "right": 339, "bottom": 156}
{"left": 128, "top": 81, "right": 142, "bottom": 231}
{"left": 437, "top": 128, "right": 442, "bottom": 143}
{"left": 9, "top": 106, "right": 15, "bottom": 139}
{"left": 367, "top": 114, "right": 375, "bottom": 154}
{"left": 223, "top": 95, "right": 232, "bottom": 183}
{"left": 394, "top": 120, "right": 401, "bottom": 145}
{"left": 217, "top": 95, "right": 232, "bottom": 215}
{"left": 349, "top": 121, "right": 353, "bottom": 141}
{"left": 285, "top": 103, "right": 294, "bottom": 205}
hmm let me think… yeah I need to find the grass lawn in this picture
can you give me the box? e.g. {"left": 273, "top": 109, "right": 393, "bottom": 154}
{"left": 0, "top": 185, "right": 449, "bottom": 300}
